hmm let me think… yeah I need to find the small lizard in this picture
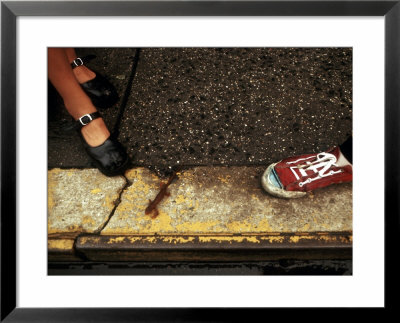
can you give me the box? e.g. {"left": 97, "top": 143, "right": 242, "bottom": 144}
{"left": 145, "top": 170, "right": 178, "bottom": 219}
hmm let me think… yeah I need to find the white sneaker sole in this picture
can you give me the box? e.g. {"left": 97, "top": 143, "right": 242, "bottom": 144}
{"left": 261, "top": 162, "right": 307, "bottom": 199}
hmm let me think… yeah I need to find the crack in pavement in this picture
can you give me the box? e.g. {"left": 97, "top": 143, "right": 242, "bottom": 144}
{"left": 67, "top": 175, "right": 132, "bottom": 261}
{"left": 112, "top": 48, "right": 141, "bottom": 137}
{"left": 95, "top": 175, "right": 132, "bottom": 235}
{"left": 68, "top": 49, "right": 142, "bottom": 255}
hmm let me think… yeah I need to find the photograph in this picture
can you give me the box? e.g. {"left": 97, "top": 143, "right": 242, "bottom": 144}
{"left": 1, "top": 0, "right": 395, "bottom": 319}
{"left": 47, "top": 47, "right": 353, "bottom": 275}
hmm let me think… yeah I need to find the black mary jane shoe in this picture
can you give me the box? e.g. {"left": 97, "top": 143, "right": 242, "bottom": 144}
{"left": 71, "top": 55, "right": 119, "bottom": 109}
{"left": 77, "top": 112, "right": 130, "bottom": 177}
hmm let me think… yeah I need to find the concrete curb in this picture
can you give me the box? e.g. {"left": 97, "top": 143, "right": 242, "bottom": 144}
{"left": 76, "top": 232, "right": 352, "bottom": 262}
{"left": 48, "top": 167, "right": 352, "bottom": 262}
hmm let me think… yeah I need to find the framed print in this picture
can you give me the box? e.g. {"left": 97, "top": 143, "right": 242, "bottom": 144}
{"left": 1, "top": 0, "right": 398, "bottom": 320}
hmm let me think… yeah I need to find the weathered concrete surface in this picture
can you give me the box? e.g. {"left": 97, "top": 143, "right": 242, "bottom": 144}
{"left": 48, "top": 168, "right": 126, "bottom": 234}
{"left": 102, "top": 167, "right": 352, "bottom": 235}
{"left": 48, "top": 167, "right": 352, "bottom": 262}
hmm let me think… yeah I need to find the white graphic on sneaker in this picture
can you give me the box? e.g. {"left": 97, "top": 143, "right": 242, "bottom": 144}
{"left": 289, "top": 166, "right": 308, "bottom": 180}
{"left": 289, "top": 167, "right": 300, "bottom": 180}
{"left": 287, "top": 156, "right": 315, "bottom": 165}
{"left": 287, "top": 152, "right": 343, "bottom": 187}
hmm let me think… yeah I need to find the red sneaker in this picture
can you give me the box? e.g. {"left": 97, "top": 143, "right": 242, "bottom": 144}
{"left": 261, "top": 147, "right": 352, "bottom": 198}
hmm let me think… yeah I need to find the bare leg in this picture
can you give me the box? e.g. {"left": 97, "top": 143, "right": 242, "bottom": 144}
{"left": 64, "top": 48, "right": 96, "bottom": 84}
{"left": 48, "top": 48, "right": 109, "bottom": 147}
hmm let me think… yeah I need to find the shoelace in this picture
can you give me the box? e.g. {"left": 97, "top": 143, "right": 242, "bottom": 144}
{"left": 287, "top": 152, "right": 343, "bottom": 187}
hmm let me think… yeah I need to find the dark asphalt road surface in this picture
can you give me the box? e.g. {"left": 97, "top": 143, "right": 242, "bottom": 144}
{"left": 48, "top": 47, "right": 352, "bottom": 177}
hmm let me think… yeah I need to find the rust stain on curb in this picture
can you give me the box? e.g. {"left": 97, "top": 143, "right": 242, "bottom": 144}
{"left": 103, "top": 167, "right": 352, "bottom": 235}
{"left": 48, "top": 167, "right": 352, "bottom": 262}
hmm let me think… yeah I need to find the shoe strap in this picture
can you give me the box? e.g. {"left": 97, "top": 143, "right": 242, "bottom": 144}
{"left": 76, "top": 111, "right": 101, "bottom": 129}
{"left": 71, "top": 54, "right": 97, "bottom": 69}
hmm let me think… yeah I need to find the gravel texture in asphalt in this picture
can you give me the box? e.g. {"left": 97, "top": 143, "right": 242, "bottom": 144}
{"left": 48, "top": 48, "right": 352, "bottom": 177}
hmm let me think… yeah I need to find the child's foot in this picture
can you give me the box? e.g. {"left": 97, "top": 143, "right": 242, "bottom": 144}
{"left": 71, "top": 56, "right": 119, "bottom": 109}
{"left": 261, "top": 147, "right": 352, "bottom": 198}
{"left": 63, "top": 98, "right": 110, "bottom": 147}
{"left": 72, "top": 65, "right": 97, "bottom": 84}
{"left": 76, "top": 111, "right": 129, "bottom": 177}
{"left": 80, "top": 117, "right": 110, "bottom": 147}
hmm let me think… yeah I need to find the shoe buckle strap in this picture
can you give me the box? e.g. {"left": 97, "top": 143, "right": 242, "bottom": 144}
{"left": 76, "top": 111, "right": 101, "bottom": 129}
{"left": 79, "top": 113, "right": 93, "bottom": 126}
{"left": 71, "top": 55, "right": 97, "bottom": 69}
{"left": 72, "top": 57, "right": 84, "bottom": 68}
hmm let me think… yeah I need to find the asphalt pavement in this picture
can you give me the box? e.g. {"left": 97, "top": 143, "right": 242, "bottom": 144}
{"left": 48, "top": 47, "right": 352, "bottom": 176}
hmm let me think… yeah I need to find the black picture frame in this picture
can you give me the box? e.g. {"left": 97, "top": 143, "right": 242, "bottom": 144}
{"left": 1, "top": 0, "right": 397, "bottom": 321}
